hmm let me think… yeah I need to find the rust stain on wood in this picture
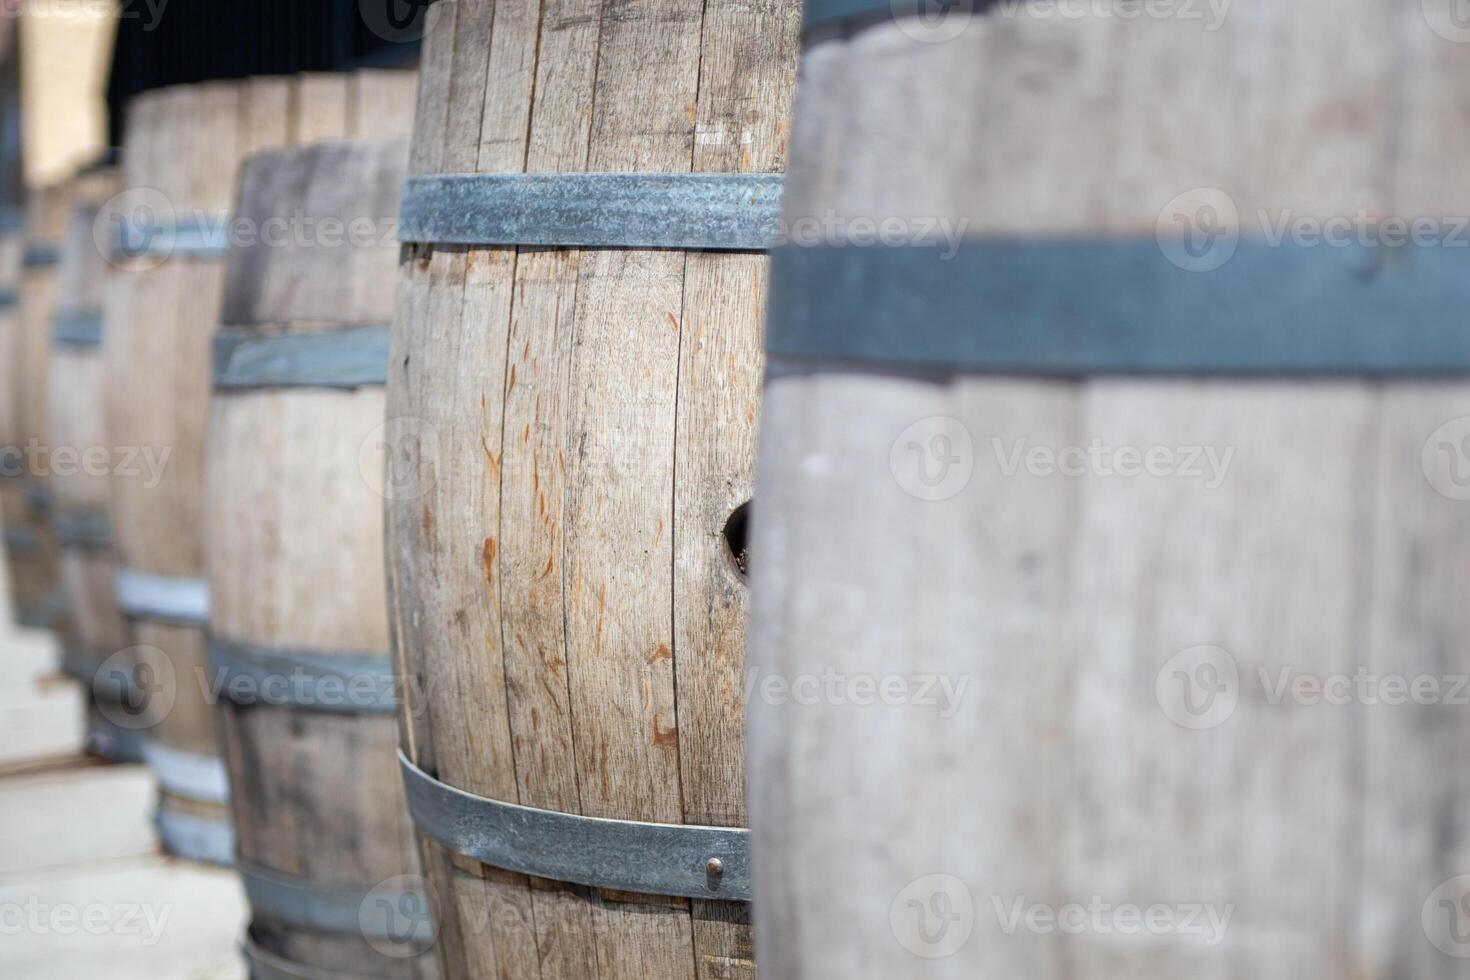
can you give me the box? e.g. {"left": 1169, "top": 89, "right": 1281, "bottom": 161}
{"left": 652, "top": 718, "right": 678, "bottom": 747}
{"left": 647, "top": 643, "right": 672, "bottom": 664}
{"left": 482, "top": 537, "right": 497, "bottom": 585}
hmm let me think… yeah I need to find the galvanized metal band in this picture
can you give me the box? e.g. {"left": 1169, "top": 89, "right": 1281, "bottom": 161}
{"left": 3, "top": 524, "right": 38, "bottom": 553}
{"left": 212, "top": 324, "right": 390, "bottom": 391}
{"left": 16, "top": 588, "right": 65, "bottom": 629}
{"left": 206, "top": 636, "right": 397, "bottom": 714}
{"left": 239, "top": 860, "right": 431, "bottom": 942}
{"left": 85, "top": 717, "right": 148, "bottom": 764}
{"left": 22, "top": 482, "right": 50, "bottom": 512}
{"left": 0, "top": 289, "right": 17, "bottom": 308}
{"left": 23, "top": 242, "right": 59, "bottom": 268}
{"left": 115, "top": 567, "right": 210, "bottom": 624}
{"left": 144, "top": 741, "right": 232, "bottom": 803}
{"left": 804, "top": 0, "right": 985, "bottom": 31}
{"left": 53, "top": 509, "right": 112, "bottom": 550}
{"left": 114, "top": 213, "right": 231, "bottom": 259}
{"left": 242, "top": 934, "right": 433, "bottom": 980}
{"left": 154, "top": 804, "right": 235, "bottom": 867}
{"left": 58, "top": 645, "right": 136, "bottom": 699}
{"left": 399, "top": 172, "right": 783, "bottom": 251}
{"left": 399, "top": 750, "right": 750, "bottom": 901}
{"left": 767, "top": 240, "right": 1470, "bottom": 375}
{"left": 52, "top": 309, "right": 104, "bottom": 348}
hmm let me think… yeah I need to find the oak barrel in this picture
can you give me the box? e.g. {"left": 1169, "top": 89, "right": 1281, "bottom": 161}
{"left": 0, "top": 211, "right": 27, "bottom": 623}
{"left": 104, "top": 72, "right": 417, "bottom": 865}
{"left": 206, "top": 135, "right": 434, "bottom": 978}
{"left": 3, "top": 183, "right": 79, "bottom": 629}
{"left": 749, "top": 2, "right": 1470, "bottom": 977}
{"left": 385, "top": 1, "right": 798, "bottom": 976}
{"left": 47, "top": 177, "right": 149, "bottom": 763}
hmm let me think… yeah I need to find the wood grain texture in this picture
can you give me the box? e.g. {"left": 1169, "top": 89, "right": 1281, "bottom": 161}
{"left": 48, "top": 185, "right": 137, "bottom": 737}
{"left": 749, "top": 3, "right": 1470, "bottom": 978}
{"left": 385, "top": 1, "right": 796, "bottom": 976}
{"left": 208, "top": 133, "right": 427, "bottom": 977}
{"left": 103, "top": 73, "right": 417, "bottom": 860}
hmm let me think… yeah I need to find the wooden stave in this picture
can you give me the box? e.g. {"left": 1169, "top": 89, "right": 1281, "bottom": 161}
{"left": 104, "top": 72, "right": 418, "bottom": 865}
{"left": 384, "top": 1, "right": 797, "bottom": 977}
{"left": 748, "top": 4, "right": 1470, "bottom": 979}
{"left": 206, "top": 133, "right": 433, "bottom": 978}
{"left": 46, "top": 183, "right": 145, "bottom": 758}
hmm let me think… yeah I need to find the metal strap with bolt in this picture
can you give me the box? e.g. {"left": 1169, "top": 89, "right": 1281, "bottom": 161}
{"left": 399, "top": 751, "right": 750, "bottom": 901}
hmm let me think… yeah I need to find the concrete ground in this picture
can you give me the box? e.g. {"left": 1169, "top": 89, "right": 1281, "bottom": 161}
{"left": 0, "top": 524, "right": 248, "bottom": 979}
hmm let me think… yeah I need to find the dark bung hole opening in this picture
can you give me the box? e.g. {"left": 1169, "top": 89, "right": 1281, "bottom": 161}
{"left": 723, "top": 501, "right": 751, "bottom": 579}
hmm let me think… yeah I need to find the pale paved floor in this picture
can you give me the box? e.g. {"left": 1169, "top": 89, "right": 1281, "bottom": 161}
{"left": 0, "top": 521, "right": 248, "bottom": 979}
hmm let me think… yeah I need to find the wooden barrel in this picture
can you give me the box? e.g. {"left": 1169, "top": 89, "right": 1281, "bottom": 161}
{"left": 0, "top": 211, "right": 27, "bottom": 623}
{"left": 46, "top": 176, "right": 149, "bottom": 763}
{"left": 3, "top": 183, "right": 76, "bottom": 629}
{"left": 385, "top": 2, "right": 797, "bottom": 976}
{"left": 104, "top": 71, "right": 417, "bottom": 866}
{"left": 749, "top": 2, "right": 1470, "bottom": 977}
{"left": 206, "top": 135, "right": 433, "bottom": 978}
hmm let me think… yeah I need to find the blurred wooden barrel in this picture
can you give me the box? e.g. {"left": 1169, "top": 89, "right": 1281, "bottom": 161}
{"left": 206, "top": 136, "right": 434, "bottom": 978}
{"left": 749, "top": 3, "right": 1470, "bottom": 977}
{"left": 385, "top": 2, "right": 796, "bottom": 976}
{"left": 104, "top": 72, "right": 417, "bottom": 866}
{"left": 3, "top": 184, "right": 74, "bottom": 628}
{"left": 0, "top": 211, "right": 28, "bottom": 623}
{"left": 46, "top": 176, "right": 149, "bottom": 763}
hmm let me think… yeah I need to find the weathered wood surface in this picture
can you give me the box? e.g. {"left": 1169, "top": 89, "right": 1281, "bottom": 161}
{"left": 104, "top": 72, "right": 418, "bottom": 861}
{"left": 0, "top": 226, "right": 32, "bottom": 625}
{"left": 386, "top": 1, "right": 797, "bottom": 976}
{"left": 749, "top": 3, "right": 1470, "bottom": 978}
{"left": 207, "top": 135, "right": 430, "bottom": 977}
{"left": 48, "top": 186, "right": 141, "bottom": 759}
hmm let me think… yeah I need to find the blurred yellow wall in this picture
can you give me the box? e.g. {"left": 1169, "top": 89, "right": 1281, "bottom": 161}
{"left": 20, "top": 0, "right": 117, "bottom": 188}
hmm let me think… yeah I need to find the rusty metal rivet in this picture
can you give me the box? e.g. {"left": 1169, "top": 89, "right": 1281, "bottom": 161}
{"left": 706, "top": 858, "right": 724, "bottom": 877}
